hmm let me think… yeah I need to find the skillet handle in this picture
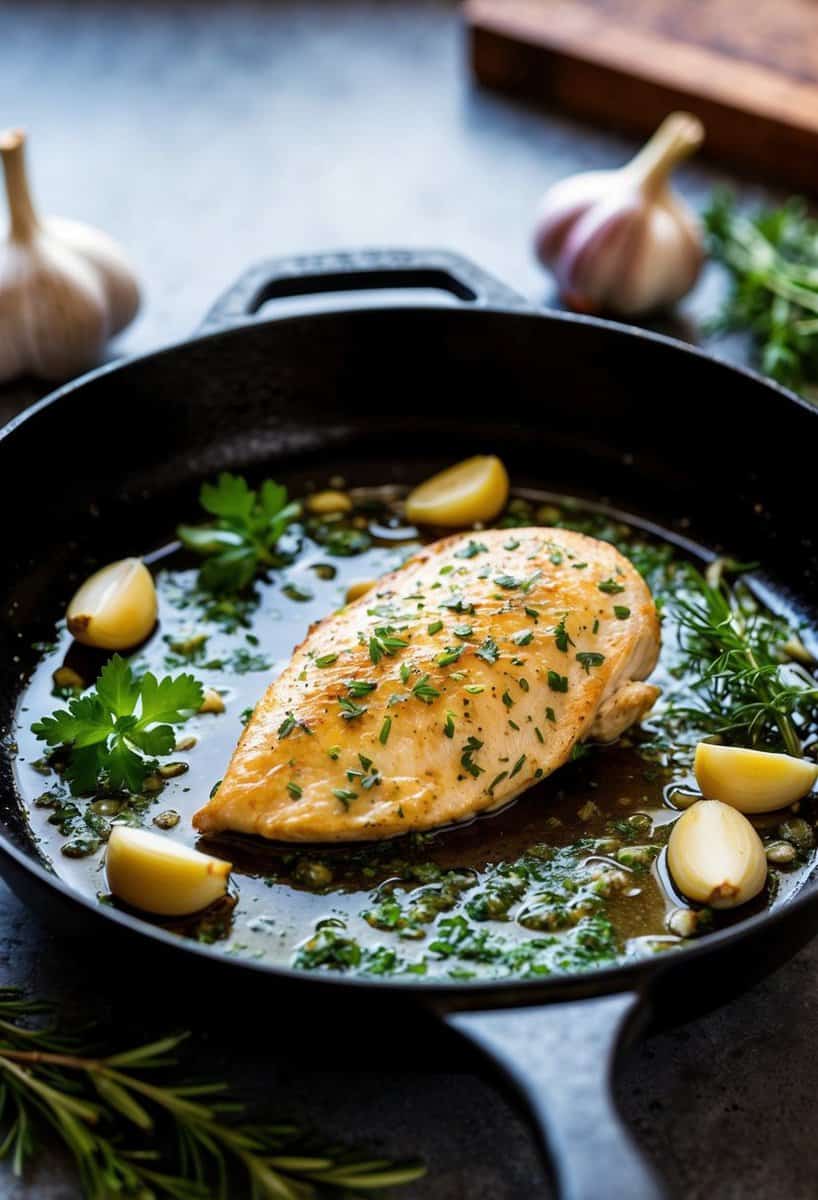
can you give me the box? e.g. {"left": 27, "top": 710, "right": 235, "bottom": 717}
{"left": 199, "top": 248, "right": 530, "bottom": 331}
{"left": 444, "top": 991, "right": 664, "bottom": 1200}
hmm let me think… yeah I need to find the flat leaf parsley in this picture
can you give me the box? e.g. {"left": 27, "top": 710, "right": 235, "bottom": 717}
{"left": 32, "top": 656, "right": 203, "bottom": 795}
{"left": 177, "top": 471, "right": 300, "bottom": 592}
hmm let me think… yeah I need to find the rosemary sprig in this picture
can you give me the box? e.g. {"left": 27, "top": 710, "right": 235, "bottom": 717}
{"left": 0, "top": 988, "right": 424, "bottom": 1199}
{"left": 668, "top": 566, "right": 818, "bottom": 755}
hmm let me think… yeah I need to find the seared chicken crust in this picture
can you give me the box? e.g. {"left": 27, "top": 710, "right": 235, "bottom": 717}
{"left": 194, "top": 528, "right": 660, "bottom": 841}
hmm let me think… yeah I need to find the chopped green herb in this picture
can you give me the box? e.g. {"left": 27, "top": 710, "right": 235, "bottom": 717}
{"left": 412, "top": 675, "right": 441, "bottom": 704}
{"left": 437, "top": 646, "right": 464, "bottom": 667}
{"left": 460, "top": 736, "right": 484, "bottom": 778}
{"left": 333, "top": 788, "right": 357, "bottom": 808}
{"left": 554, "top": 615, "right": 574, "bottom": 653}
{"left": 282, "top": 582, "right": 312, "bottom": 603}
{"left": 427, "top": 620, "right": 443, "bottom": 635}
{"left": 439, "top": 596, "right": 475, "bottom": 614}
{"left": 287, "top": 781, "right": 303, "bottom": 799}
{"left": 598, "top": 578, "right": 625, "bottom": 595}
{"left": 547, "top": 671, "right": 568, "bottom": 693}
{"left": 338, "top": 697, "right": 368, "bottom": 721}
{"left": 614, "top": 605, "right": 631, "bottom": 620}
{"left": 475, "top": 637, "right": 500, "bottom": 664}
{"left": 278, "top": 713, "right": 296, "bottom": 739}
{"left": 454, "top": 540, "right": 488, "bottom": 559}
{"left": 379, "top": 716, "right": 392, "bottom": 745}
{"left": 577, "top": 652, "right": 605, "bottom": 673}
{"left": 346, "top": 679, "right": 377, "bottom": 697}
{"left": 510, "top": 754, "right": 526, "bottom": 778}
{"left": 315, "top": 653, "right": 338, "bottom": 668}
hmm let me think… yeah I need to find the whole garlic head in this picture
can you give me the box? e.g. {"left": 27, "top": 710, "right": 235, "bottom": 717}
{"left": 534, "top": 112, "right": 705, "bottom": 317}
{"left": 0, "top": 129, "right": 140, "bottom": 383}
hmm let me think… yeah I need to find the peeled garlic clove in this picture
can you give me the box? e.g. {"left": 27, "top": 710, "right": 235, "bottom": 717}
{"left": 199, "top": 687, "right": 225, "bottom": 714}
{"left": 306, "top": 489, "right": 352, "bottom": 515}
{"left": 106, "top": 825, "right": 231, "bottom": 916}
{"left": 67, "top": 558, "right": 157, "bottom": 650}
{"left": 0, "top": 129, "right": 140, "bottom": 384}
{"left": 534, "top": 112, "right": 704, "bottom": 316}
{"left": 667, "top": 799, "right": 767, "bottom": 909}
{"left": 405, "top": 455, "right": 509, "bottom": 527}
{"left": 695, "top": 742, "right": 818, "bottom": 813}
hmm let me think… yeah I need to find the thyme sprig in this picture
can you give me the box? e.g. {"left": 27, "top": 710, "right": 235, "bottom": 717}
{"left": 668, "top": 566, "right": 818, "bottom": 755}
{"left": 0, "top": 989, "right": 424, "bottom": 1199}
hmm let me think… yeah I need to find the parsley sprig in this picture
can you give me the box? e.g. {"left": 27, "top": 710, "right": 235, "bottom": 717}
{"left": 177, "top": 472, "right": 300, "bottom": 593}
{"left": 705, "top": 190, "right": 818, "bottom": 393}
{"left": 32, "top": 656, "right": 202, "bottom": 795}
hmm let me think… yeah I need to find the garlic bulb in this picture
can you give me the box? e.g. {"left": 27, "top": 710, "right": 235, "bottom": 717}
{"left": 534, "top": 112, "right": 705, "bottom": 316}
{"left": 0, "top": 129, "right": 140, "bottom": 383}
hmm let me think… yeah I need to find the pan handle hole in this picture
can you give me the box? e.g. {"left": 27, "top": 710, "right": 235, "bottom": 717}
{"left": 252, "top": 267, "right": 477, "bottom": 316}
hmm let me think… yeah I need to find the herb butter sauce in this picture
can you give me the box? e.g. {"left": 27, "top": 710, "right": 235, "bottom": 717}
{"left": 12, "top": 489, "right": 818, "bottom": 981}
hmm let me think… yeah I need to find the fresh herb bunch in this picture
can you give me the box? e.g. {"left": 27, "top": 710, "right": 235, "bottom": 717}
{"left": 705, "top": 190, "right": 818, "bottom": 392}
{"left": 0, "top": 987, "right": 424, "bottom": 1199}
{"left": 668, "top": 565, "right": 818, "bottom": 756}
{"left": 32, "top": 656, "right": 202, "bottom": 795}
{"left": 178, "top": 473, "right": 300, "bottom": 593}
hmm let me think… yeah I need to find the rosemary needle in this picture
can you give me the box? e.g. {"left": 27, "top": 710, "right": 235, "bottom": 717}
{"left": 669, "top": 566, "right": 818, "bottom": 756}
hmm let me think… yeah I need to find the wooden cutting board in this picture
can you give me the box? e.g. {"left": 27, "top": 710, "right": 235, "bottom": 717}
{"left": 465, "top": 0, "right": 818, "bottom": 191}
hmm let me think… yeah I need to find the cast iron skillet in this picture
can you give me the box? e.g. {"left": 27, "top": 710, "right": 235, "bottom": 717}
{"left": 1, "top": 249, "right": 817, "bottom": 1199}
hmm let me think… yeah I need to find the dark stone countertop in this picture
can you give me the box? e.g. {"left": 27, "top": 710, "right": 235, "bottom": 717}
{"left": 0, "top": 3, "right": 813, "bottom": 1197}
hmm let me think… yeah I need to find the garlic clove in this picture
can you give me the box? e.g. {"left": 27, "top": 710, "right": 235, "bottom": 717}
{"left": 667, "top": 799, "right": 767, "bottom": 909}
{"left": 405, "top": 455, "right": 509, "bottom": 527}
{"left": 694, "top": 741, "right": 818, "bottom": 813}
{"left": 534, "top": 112, "right": 704, "bottom": 317}
{"left": 306, "top": 489, "right": 352, "bottom": 516}
{"left": 67, "top": 558, "right": 157, "bottom": 650}
{"left": 199, "top": 687, "right": 225, "bottom": 714}
{"left": 105, "top": 825, "right": 231, "bottom": 916}
{"left": 0, "top": 129, "right": 140, "bottom": 384}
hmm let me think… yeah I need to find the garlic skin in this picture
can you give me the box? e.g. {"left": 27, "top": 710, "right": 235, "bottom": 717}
{"left": 67, "top": 558, "right": 157, "bottom": 650}
{"left": 667, "top": 799, "right": 767, "bottom": 910}
{"left": 0, "top": 129, "right": 139, "bottom": 383}
{"left": 534, "top": 112, "right": 704, "bottom": 316}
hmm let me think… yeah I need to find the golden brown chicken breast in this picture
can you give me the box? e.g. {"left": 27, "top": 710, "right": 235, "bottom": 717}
{"left": 194, "top": 528, "right": 660, "bottom": 842}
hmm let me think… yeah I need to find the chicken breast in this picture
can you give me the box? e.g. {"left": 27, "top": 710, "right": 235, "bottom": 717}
{"left": 194, "top": 528, "right": 660, "bottom": 842}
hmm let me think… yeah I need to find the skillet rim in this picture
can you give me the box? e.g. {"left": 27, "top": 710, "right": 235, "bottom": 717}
{"left": 1, "top": 301, "right": 816, "bottom": 1001}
